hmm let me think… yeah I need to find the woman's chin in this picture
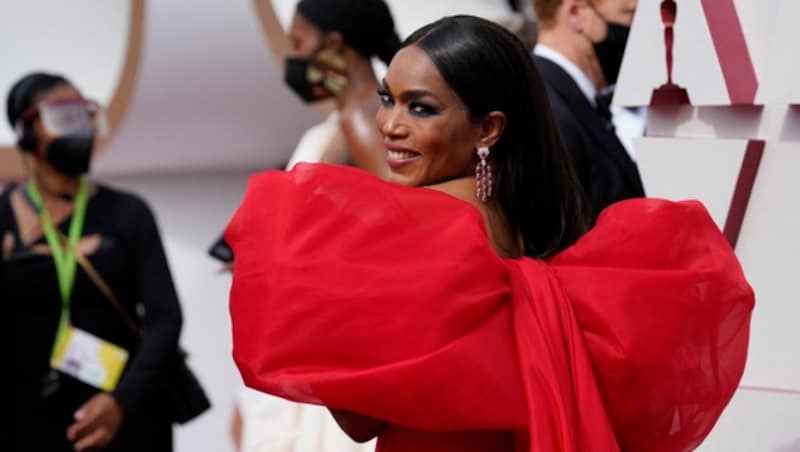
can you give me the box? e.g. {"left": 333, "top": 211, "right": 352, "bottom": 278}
{"left": 388, "top": 169, "right": 421, "bottom": 187}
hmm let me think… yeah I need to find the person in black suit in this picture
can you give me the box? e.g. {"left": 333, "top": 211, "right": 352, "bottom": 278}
{"left": 532, "top": 0, "right": 644, "bottom": 220}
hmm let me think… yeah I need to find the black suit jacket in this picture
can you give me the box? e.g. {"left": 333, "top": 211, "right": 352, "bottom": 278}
{"left": 534, "top": 55, "right": 645, "bottom": 220}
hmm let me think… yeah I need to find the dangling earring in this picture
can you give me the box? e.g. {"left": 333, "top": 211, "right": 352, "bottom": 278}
{"left": 476, "top": 146, "right": 493, "bottom": 202}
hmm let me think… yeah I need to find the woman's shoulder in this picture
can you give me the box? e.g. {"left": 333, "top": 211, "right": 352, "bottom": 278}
{"left": 549, "top": 197, "right": 723, "bottom": 268}
{"left": 228, "top": 163, "right": 498, "bottom": 270}
{"left": 247, "top": 163, "right": 486, "bottom": 233}
{"left": 92, "top": 183, "right": 157, "bottom": 226}
{"left": 0, "top": 183, "right": 16, "bottom": 202}
{"left": 254, "top": 164, "right": 480, "bottom": 214}
{"left": 0, "top": 184, "right": 17, "bottom": 228}
{"left": 94, "top": 183, "right": 150, "bottom": 209}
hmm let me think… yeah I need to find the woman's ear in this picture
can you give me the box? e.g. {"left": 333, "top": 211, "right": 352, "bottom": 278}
{"left": 479, "top": 111, "right": 507, "bottom": 148}
{"left": 323, "top": 31, "right": 345, "bottom": 52}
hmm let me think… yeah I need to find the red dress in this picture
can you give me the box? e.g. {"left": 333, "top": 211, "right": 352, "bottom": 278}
{"left": 225, "top": 164, "right": 753, "bottom": 452}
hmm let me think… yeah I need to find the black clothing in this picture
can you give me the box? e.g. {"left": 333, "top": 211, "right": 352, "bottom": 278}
{"left": 534, "top": 55, "right": 646, "bottom": 220}
{"left": 1, "top": 184, "right": 181, "bottom": 451}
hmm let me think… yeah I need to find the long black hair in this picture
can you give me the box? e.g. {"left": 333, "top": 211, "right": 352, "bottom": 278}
{"left": 296, "top": 0, "right": 402, "bottom": 65}
{"left": 404, "top": 15, "right": 590, "bottom": 258}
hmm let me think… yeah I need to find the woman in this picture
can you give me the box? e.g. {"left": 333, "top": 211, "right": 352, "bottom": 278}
{"left": 1, "top": 73, "right": 182, "bottom": 451}
{"left": 231, "top": 1, "right": 402, "bottom": 451}
{"left": 281, "top": 0, "right": 401, "bottom": 175}
{"left": 226, "top": 16, "right": 753, "bottom": 452}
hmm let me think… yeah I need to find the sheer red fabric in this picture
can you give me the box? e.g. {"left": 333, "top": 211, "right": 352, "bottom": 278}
{"left": 225, "top": 164, "right": 753, "bottom": 452}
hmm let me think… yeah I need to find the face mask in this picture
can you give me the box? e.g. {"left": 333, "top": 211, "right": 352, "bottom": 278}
{"left": 592, "top": 22, "right": 630, "bottom": 86}
{"left": 284, "top": 48, "right": 348, "bottom": 103}
{"left": 18, "top": 97, "right": 103, "bottom": 175}
{"left": 46, "top": 127, "right": 94, "bottom": 176}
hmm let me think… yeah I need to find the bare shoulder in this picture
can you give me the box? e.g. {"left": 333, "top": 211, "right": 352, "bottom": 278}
{"left": 426, "top": 177, "right": 480, "bottom": 208}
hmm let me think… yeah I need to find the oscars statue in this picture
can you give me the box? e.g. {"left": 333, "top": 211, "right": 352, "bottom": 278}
{"left": 651, "top": 0, "right": 691, "bottom": 105}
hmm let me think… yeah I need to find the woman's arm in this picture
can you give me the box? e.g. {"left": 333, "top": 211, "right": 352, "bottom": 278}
{"left": 339, "top": 96, "right": 390, "bottom": 179}
{"left": 112, "top": 194, "right": 183, "bottom": 413}
{"left": 329, "top": 409, "right": 387, "bottom": 443}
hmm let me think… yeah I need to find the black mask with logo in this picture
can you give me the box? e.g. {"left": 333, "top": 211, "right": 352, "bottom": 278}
{"left": 284, "top": 47, "right": 348, "bottom": 103}
{"left": 285, "top": 57, "right": 326, "bottom": 103}
{"left": 592, "top": 22, "right": 631, "bottom": 86}
{"left": 46, "top": 127, "right": 94, "bottom": 176}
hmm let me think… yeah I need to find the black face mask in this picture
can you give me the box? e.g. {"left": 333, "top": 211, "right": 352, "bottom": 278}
{"left": 285, "top": 57, "right": 324, "bottom": 103}
{"left": 46, "top": 128, "right": 94, "bottom": 176}
{"left": 284, "top": 48, "right": 348, "bottom": 103}
{"left": 593, "top": 22, "right": 630, "bottom": 86}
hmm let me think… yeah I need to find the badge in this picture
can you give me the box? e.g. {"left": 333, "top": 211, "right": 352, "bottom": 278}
{"left": 50, "top": 325, "right": 129, "bottom": 391}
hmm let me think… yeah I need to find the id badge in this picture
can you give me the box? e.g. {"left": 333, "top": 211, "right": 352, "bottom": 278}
{"left": 50, "top": 325, "right": 129, "bottom": 391}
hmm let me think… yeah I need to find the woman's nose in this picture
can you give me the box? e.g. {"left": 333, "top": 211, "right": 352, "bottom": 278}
{"left": 377, "top": 106, "right": 406, "bottom": 139}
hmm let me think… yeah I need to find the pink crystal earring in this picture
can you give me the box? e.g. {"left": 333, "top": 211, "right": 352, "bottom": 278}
{"left": 476, "top": 146, "right": 493, "bottom": 202}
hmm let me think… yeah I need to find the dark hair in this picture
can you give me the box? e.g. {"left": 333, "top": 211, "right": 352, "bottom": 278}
{"left": 296, "top": 0, "right": 401, "bottom": 65}
{"left": 404, "top": 15, "right": 589, "bottom": 258}
{"left": 6, "top": 72, "right": 70, "bottom": 128}
{"left": 6, "top": 72, "right": 71, "bottom": 151}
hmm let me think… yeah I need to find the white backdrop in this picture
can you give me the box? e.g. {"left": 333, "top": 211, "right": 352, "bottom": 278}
{"left": 0, "top": 0, "right": 130, "bottom": 144}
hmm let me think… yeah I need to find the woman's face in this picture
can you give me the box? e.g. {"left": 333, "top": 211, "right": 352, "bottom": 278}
{"left": 376, "top": 45, "right": 483, "bottom": 187}
{"left": 288, "top": 12, "right": 325, "bottom": 58}
{"left": 31, "top": 83, "right": 83, "bottom": 153}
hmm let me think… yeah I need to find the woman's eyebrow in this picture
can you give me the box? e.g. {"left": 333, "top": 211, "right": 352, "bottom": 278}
{"left": 382, "top": 79, "right": 440, "bottom": 102}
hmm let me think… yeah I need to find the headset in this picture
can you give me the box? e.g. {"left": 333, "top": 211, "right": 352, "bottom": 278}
{"left": 14, "top": 121, "right": 37, "bottom": 153}
{"left": 10, "top": 77, "right": 44, "bottom": 153}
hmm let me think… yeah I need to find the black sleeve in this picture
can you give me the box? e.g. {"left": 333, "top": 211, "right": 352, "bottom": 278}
{"left": 0, "top": 189, "right": 11, "bottom": 438}
{"left": 112, "top": 194, "right": 182, "bottom": 413}
{"left": 552, "top": 112, "right": 595, "bottom": 217}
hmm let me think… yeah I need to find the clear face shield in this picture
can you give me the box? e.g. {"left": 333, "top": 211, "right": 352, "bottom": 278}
{"left": 16, "top": 97, "right": 109, "bottom": 139}
{"left": 15, "top": 97, "right": 109, "bottom": 176}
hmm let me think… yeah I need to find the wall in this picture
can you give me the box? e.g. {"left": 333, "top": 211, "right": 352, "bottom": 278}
{"left": 616, "top": 1, "right": 800, "bottom": 449}
{"left": 0, "top": 0, "right": 130, "bottom": 144}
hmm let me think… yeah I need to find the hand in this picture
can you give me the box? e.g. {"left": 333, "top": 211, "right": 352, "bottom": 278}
{"left": 231, "top": 404, "right": 243, "bottom": 451}
{"left": 217, "top": 262, "right": 234, "bottom": 274}
{"left": 329, "top": 409, "right": 387, "bottom": 443}
{"left": 66, "top": 393, "right": 124, "bottom": 451}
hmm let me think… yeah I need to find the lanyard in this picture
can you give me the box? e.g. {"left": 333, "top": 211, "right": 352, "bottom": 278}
{"left": 27, "top": 176, "right": 90, "bottom": 347}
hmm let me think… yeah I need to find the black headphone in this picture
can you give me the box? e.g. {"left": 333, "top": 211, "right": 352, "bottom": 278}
{"left": 15, "top": 121, "right": 38, "bottom": 153}
{"left": 10, "top": 77, "right": 40, "bottom": 153}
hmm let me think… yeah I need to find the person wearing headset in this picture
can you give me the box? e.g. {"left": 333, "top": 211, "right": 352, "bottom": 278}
{"left": 1, "top": 72, "right": 182, "bottom": 451}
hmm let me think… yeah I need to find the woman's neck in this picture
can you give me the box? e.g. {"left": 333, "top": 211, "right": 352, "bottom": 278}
{"left": 31, "top": 161, "right": 81, "bottom": 203}
{"left": 335, "top": 50, "right": 379, "bottom": 110}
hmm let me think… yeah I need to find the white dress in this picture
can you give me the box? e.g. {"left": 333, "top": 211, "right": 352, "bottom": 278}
{"left": 237, "top": 112, "right": 375, "bottom": 452}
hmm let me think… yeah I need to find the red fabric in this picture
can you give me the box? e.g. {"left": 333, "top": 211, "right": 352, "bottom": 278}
{"left": 225, "top": 164, "right": 753, "bottom": 452}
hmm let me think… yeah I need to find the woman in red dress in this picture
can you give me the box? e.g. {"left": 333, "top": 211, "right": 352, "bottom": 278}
{"left": 225, "top": 16, "right": 753, "bottom": 452}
